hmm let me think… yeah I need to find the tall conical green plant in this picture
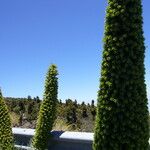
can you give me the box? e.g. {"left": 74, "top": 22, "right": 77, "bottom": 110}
{"left": 93, "top": 0, "right": 149, "bottom": 149}
{"left": 0, "top": 89, "right": 14, "bottom": 150}
{"left": 32, "top": 64, "right": 58, "bottom": 150}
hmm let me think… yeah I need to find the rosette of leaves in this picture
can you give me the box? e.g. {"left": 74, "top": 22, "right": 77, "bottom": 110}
{"left": 0, "top": 89, "right": 14, "bottom": 150}
{"left": 93, "top": 0, "right": 149, "bottom": 149}
{"left": 32, "top": 64, "right": 58, "bottom": 150}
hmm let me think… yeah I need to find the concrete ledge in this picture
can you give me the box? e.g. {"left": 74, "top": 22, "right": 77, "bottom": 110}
{"left": 13, "top": 128, "right": 94, "bottom": 150}
{"left": 13, "top": 128, "right": 150, "bottom": 150}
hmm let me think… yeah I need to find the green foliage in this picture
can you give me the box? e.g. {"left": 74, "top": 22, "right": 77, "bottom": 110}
{"left": 81, "top": 105, "right": 88, "bottom": 118}
{"left": 0, "top": 89, "right": 14, "bottom": 150}
{"left": 5, "top": 96, "right": 96, "bottom": 132}
{"left": 32, "top": 64, "right": 58, "bottom": 150}
{"left": 90, "top": 107, "right": 96, "bottom": 121}
{"left": 93, "top": 0, "right": 149, "bottom": 149}
{"left": 64, "top": 99, "right": 77, "bottom": 124}
{"left": 66, "top": 106, "right": 77, "bottom": 124}
{"left": 18, "top": 101, "right": 25, "bottom": 113}
{"left": 90, "top": 100, "right": 96, "bottom": 121}
{"left": 27, "top": 101, "right": 34, "bottom": 115}
{"left": 5, "top": 97, "right": 41, "bottom": 125}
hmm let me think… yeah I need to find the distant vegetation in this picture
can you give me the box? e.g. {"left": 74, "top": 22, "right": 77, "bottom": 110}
{"left": 4, "top": 97, "right": 96, "bottom": 132}
{"left": 4, "top": 96, "right": 150, "bottom": 133}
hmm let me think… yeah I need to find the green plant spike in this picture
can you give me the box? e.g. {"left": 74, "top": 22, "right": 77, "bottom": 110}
{"left": 93, "top": 0, "right": 149, "bottom": 149}
{"left": 0, "top": 89, "right": 14, "bottom": 150}
{"left": 32, "top": 64, "right": 58, "bottom": 150}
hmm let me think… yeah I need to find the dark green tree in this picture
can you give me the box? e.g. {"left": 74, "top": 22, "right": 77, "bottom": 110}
{"left": 27, "top": 95, "right": 32, "bottom": 101}
{"left": 19, "top": 100, "right": 25, "bottom": 113}
{"left": 32, "top": 65, "right": 58, "bottom": 150}
{"left": 82, "top": 106, "right": 88, "bottom": 118}
{"left": 65, "top": 99, "right": 73, "bottom": 106}
{"left": 35, "top": 96, "right": 41, "bottom": 103}
{"left": 93, "top": 0, "right": 149, "bottom": 149}
{"left": 66, "top": 106, "right": 77, "bottom": 124}
{"left": 59, "top": 99, "right": 62, "bottom": 104}
{"left": 27, "top": 101, "right": 34, "bottom": 115}
{"left": 91, "top": 100, "right": 95, "bottom": 107}
{"left": 91, "top": 107, "right": 96, "bottom": 121}
{"left": 91, "top": 100, "right": 96, "bottom": 120}
{"left": 0, "top": 89, "right": 14, "bottom": 150}
{"left": 73, "top": 99, "right": 78, "bottom": 108}
{"left": 81, "top": 101, "right": 85, "bottom": 106}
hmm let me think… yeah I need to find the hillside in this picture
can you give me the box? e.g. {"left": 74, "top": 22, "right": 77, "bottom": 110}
{"left": 5, "top": 97, "right": 96, "bottom": 132}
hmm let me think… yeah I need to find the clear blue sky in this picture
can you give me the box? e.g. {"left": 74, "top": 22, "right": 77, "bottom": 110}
{"left": 0, "top": 0, "right": 150, "bottom": 105}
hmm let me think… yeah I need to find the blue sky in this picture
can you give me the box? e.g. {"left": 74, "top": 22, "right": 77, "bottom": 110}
{"left": 0, "top": 0, "right": 150, "bottom": 105}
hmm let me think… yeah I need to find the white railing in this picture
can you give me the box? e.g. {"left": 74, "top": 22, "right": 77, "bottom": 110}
{"left": 13, "top": 128, "right": 93, "bottom": 150}
{"left": 13, "top": 128, "right": 150, "bottom": 150}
